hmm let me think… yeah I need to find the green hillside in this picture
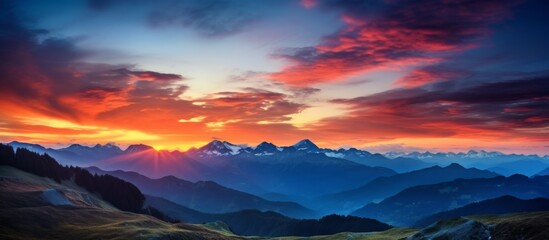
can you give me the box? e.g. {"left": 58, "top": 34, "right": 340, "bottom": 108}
{"left": 0, "top": 166, "right": 238, "bottom": 240}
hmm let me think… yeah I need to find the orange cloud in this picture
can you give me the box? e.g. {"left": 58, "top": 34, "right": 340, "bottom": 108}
{"left": 0, "top": 8, "right": 311, "bottom": 149}
{"left": 1, "top": 1, "right": 546, "bottom": 155}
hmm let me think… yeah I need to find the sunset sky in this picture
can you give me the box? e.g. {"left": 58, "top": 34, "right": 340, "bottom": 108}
{"left": 0, "top": 0, "right": 548, "bottom": 154}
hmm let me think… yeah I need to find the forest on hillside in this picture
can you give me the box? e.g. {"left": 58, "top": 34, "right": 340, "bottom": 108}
{"left": 0, "top": 144, "right": 144, "bottom": 212}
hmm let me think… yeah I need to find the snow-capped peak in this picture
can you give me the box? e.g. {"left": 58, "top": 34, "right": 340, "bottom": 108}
{"left": 293, "top": 139, "right": 319, "bottom": 151}
{"left": 93, "top": 143, "right": 119, "bottom": 149}
{"left": 324, "top": 152, "right": 345, "bottom": 159}
{"left": 255, "top": 141, "right": 276, "bottom": 150}
{"left": 384, "top": 150, "right": 507, "bottom": 160}
{"left": 64, "top": 143, "right": 122, "bottom": 154}
{"left": 223, "top": 142, "right": 242, "bottom": 155}
{"left": 253, "top": 141, "right": 281, "bottom": 156}
{"left": 198, "top": 140, "right": 242, "bottom": 156}
{"left": 125, "top": 144, "right": 154, "bottom": 153}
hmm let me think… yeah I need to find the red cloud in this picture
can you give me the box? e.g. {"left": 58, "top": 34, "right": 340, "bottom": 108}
{"left": 318, "top": 76, "right": 549, "bottom": 142}
{"left": 395, "top": 67, "right": 471, "bottom": 87}
{"left": 270, "top": 0, "right": 518, "bottom": 86}
{"left": 0, "top": 7, "right": 309, "bottom": 148}
{"left": 301, "top": 0, "right": 317, "bottom": 8}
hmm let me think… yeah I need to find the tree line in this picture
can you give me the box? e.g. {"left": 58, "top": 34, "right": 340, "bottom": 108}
{"left": 245, "top": 211, "right": 392, "bottom": 236}
{"left": 182, "top": 209, "right": 392, "bottom": 236}
{"left": 0, "top": 144, "right": 144, "bottom": 212}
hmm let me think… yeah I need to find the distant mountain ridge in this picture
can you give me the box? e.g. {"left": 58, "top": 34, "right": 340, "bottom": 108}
{"left": 384, "top": 150, "right": 549, "bottom": 176}
{"left": 87, "top": 167, "right": 316, "bottom": 218}
{"left": 9, "top": 140, "right": 548, "bottom": 164}
{"left": 536, "top": 167, "right": 549, "bottom": 176}
{"left": 384, "top": 150, "right": 548, "bottom": 160}
{"left": 351, "top": 174, "right": 549, "bottom": 226}
{"left": 293, "top": 139, "right": 320, "bottom": 151}
{"left": 320, "top": 163, "right": 499, "bottom": 213}
{"left": 415, "top": 195, "right": 549, "bottom": 227}
{"left": 193, "top": 140, "right": 243, "bottom": 156}
{"left": 9, "top": 140, "right": 547, "bottom": 167}
{"left": 0, "top": 166, "right": 235, "bottom": 239}
{"left": 6, "top": 140, "right": 398, "bottom": 198}
{"left": 6, "top": 139, "right": 548, "bottom": 200}
{"left": 144, "top": 195, "right": 392, "bottom": 237}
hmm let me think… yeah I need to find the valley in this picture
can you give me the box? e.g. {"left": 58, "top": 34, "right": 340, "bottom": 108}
{"left": 1, "top": 142, "right": 549, "bottom": 239}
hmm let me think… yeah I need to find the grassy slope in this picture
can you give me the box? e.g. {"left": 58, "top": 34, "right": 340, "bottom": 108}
{"left": 470, "top": 211, "right": 549, "bottom": 225}
{"left": 471, "top": 211, "right": 549, "bottom": 240}
{"left": 252, "top": 212, "right": 549, "bottom": 240}
{"left": 0, "top": 206, "right": 241, "bottom": 240}
{"left": 0, "top": 166, "right": 239, "bottom": 240}
{"left": 0, "top": 166, "right": 116, "bottom": 210}
{"left": 245, "top": 228, "right": 418, "bottom": 240}
{"left": 2, "top": 165, "right": 547, "bottom": 240}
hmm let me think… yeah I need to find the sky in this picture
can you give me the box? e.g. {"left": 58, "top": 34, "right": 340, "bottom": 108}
{"left": 0, "top": 0, "right": 548, "bottom": 154}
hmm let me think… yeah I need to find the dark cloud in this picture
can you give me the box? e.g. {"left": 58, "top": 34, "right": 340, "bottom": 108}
{"left": 271, "top": 0, "right": 520, "bottom": 85}
{"left": 287, "top": 87, "right": 321, "bottom": 98}
{"left": 395, "top": 65, "right": 473, "bottom": 87}
{"left": 337, "top": 78, "right": 373, "bottom": 86}
{"left": 86, "top": 0, "right": 262, "bottom": 38}
{"left": 0, "top": 6, "right": 86, "bottom": 119}
{"left": 88, "top": 0, "right": 119, "bottom": 11}
{"left": 129, "top": 80, "right": 188, "bottom": 100}
{"left": 327, "top": 75, "right": 549, "bottom": 140}
{"left": 227, "top": 70, "right": 321, "bottom": 99}
{"left": 200, "top": 88, "right": 307, "bottom": 123}
{"left": 0, "top": 3, "right": 307, "bottom": 140}
{"left": 107, "top": 68, "right": 183, "bottom": 81}
{"left": 147, "top": 0, "right": 259, "bottom": 37}
{"left": 0, "top": 4, "right": 185, "bottom": 121}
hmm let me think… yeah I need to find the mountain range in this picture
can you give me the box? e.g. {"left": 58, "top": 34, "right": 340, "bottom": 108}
{"left": 319, "top": 163, "right": 499, "bottom": 213}
{"left": 352, "top": 174, "right": 549, "bottom": 225}
{"left": 87, "top": 167, "right": 316, "bottom": 218}
{"left": 7, "top": 140, "right": 549, "bottom": 215}
{"left": 0, "top": 159, "right": 232, "bottom": 239}
{"left": 536, "top": 167, "right": 549, "bottom": 176}
{"left": 7, "top": 140, "right": 398, "bottom": 197}
{"left": 415, "top": 195, "right": 549, "bottom": 227}
{"left": 3, "top": 140, "right": 549, "bottom": 238}
{"left": 143, "top": 195, "right": 391, "bottom": 237}
{"left": 9, "top": 140, "right": 548, "bottom": 178}
{"left": 384, "top": 150, "right": 549, "bottom": 176}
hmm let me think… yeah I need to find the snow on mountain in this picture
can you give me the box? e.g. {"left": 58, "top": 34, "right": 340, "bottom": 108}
{"left": 124, "top": 144, "right": 154, "bottom": 153}
{"left": 196, "top": 140, "right": 242, "bottom": 156}
{"left": 224, "top": 142, "right": 241, "bottom": 155}
{"left": 383, "top": 152, "right": 406, "bottom": 159}
{"left": 464, "top": 150, "right": 504, "bottom": 158}
{"left": 293, "top": 139, "right": 319, "bottom": 151}
{"left": 64, "top": 143, "right": 122, "bottom": 155}
{"left": 324, "top": 152, "right": 345, "bottom": 159}
{"left": 253, "top": 142, "right": 282, "bottom": 156}
{"left": 384, "top": 150, "right": 507, "bottom": 160}
{"left": 337, "top": 148, "right": 372, "bottom": 157}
